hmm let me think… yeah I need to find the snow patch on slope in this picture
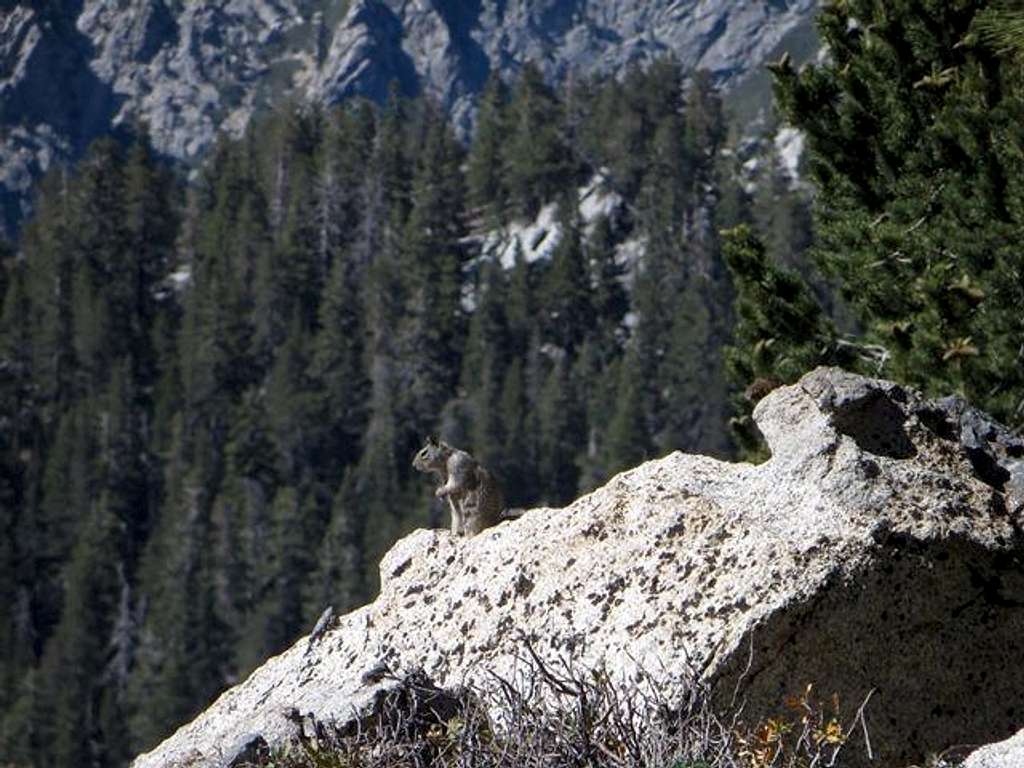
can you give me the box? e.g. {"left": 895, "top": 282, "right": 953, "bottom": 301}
{"left": 478, "top": 174, "right": 626, "bottom": 270}
{"left": 774, "top": 127, "right": 805, "bottom": 189}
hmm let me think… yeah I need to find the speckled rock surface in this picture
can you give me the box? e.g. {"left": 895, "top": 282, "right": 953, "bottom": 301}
{"left": 964, "top": 727, "right": 1024, "bottom": 768}
{"left": 130, "top": 368, "right": 1024, "bottom": 768}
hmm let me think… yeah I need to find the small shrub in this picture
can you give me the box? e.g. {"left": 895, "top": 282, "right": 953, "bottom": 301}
{"left": 237, "top": 647, "right": 871, "bottom": 768}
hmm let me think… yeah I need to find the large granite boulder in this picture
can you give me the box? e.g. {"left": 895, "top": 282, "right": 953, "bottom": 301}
{"left": 131, "top": 368, "right": 1024, "bottom": 768}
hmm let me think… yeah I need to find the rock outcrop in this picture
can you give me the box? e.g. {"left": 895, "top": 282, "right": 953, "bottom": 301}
{"left": 0, "top": 0, "right": 818, "bottom": 235}
{"left": 965, "top": 727, "right": 1024, "bottom": 768}
{"left": 130, "top": 368, "right": 1024, "bottom": 768}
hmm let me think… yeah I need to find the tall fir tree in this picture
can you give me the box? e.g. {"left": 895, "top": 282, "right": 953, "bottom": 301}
{"left": 311, "top": 468, "right": 369, "bottom": 616}
{"left": 461, "top": 257, "right": 511, "bottom": 474}
{"left": 540, "top": 197, "right": 593, "bottom": 355}
{"left": 604, "top": 348, "right": 653, "bottom": 478}
{"left": 536, "top": 357, "right": 585, "bottom": 505}
{"left": 504, "top": 62, "right": 572, "bottom": 219}
{"left": 400, "top": 109, "right": 468, "bottom": 443}
{"left": 467, "top": 73, "right": 509, "bottom": 223}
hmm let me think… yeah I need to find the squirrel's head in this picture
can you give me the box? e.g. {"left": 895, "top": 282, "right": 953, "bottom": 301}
{"left": 412, "top": 436, "right": 445, "bottom": 470}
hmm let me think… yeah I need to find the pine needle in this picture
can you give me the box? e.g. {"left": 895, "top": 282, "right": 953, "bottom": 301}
{"left": 975, "top": 3, "right": 1024, "bottom": 59}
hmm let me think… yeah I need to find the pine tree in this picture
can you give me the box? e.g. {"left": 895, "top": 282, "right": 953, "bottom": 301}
{"left": 311, "top": 247, "right": 369, "bottom": 471}
{"left": 0, "top": 668, "right": 42, "bottom": 764}
{"left": 38, "top": 498, "right": 122, "bottom": 768}
{"left": 537, "top": 358, "right": 584, "bottom": 505}
{"left": 684, "top": 69, "right": 726, "bottom": 189}
{"left": 122, "top": 134, "right": 179, "bottom": 391}
{"left": 462, "top": 257, "right": 510, "bottom": 473}
{"left": 254, "top": 484, "right": 321, "bottom": 656}
{"left": 599, "top": 66, "right": 651, "bottom": 198}
{"left": 33, "top": 402, "right": 94, "bottom": 642}
{"left": 504, "top": 62, "right": 571, "bottom": 219}
{"left": 0, "top": 257, "right": 39, "bottom": 708}
{"left": 66, "top": 138, "right": 136, "bottom": 395}
{"left": 750, "top": 128, "right": 814, "bottom": 274}
{"left": 658, "top": 280, "right": 729, "bottom": 456}
{"left": 311, "top": 103, "right": 375, "bottom": 280}
{"left": 266, "top": 314, "right": 317, "bottom": 485}
{"left": 721, "top": 225, "right": 844, "bottom": 457}
{"left": 539, "top": 197, "right": 593, "bottom": 355}
{"left": 352, "top": 404, "right": 409, "bottom": 596}
{"left": 310, "top": 469, "right": 368, "bottom": 616}
{"left": 588, "top": 215, "right": 628, "bottom": 364}
{"left": 771, "top": 0, "right": 1024, "bottom": 425}
{"left": 126, "top": 465, "right": 234, "bottom": 754}
{"left": 356, "top": 141, "right": 419, "bottom": 581}
{"left": 504, "top": 243, "right": 534, "bottom": 360}
{"left": 400, "top": 110, "right": 468, "bottom": 441}
{"left": 572, "top": 339, "right": 619, "bottom": 493}
{"left": 467, "top": 73, "right": 509, "bottom": 223}
{"left": 604, "top": 348, "right": 653, "bottom": 477}
{"left": 497, "top": 356, "right": 534, "bottom": 506}
{"left": 375, "top": 84, "right": 414, "bottom": 215}
{"left": 216, "top": 390, "right": 278, "bottom": 676}
{"left": 20, "top": 169, "right": 75, "bottom": 412}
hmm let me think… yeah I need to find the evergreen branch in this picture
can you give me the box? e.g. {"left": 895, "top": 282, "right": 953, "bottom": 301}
{"left": 975, "top": 3, "right": 1024, "bottom": 59}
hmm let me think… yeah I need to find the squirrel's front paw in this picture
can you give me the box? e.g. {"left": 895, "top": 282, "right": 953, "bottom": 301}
{"left": 435, "top": 488, "right": 448, "bottom": 498}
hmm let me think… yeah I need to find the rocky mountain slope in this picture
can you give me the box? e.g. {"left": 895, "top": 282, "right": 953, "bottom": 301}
{"left": 131, "top": 368, "right": 1024, "bottom": 768}
{"left": 0, "top": 0, "right": 817, "bottom": 235}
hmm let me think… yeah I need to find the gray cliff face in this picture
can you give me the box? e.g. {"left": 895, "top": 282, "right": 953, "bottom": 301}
{"left": 0, "top": 0, "right": 817, "bottom": 234}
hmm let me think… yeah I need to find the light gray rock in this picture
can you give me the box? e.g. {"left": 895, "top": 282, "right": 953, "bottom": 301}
{"left": 964, "top": 727, "right": 1024, "bottom": 768}
{"left": 0, "top": 0, "right": 817, "bottom": 234}
{"left": 130, "top": 368, "right": 1024, "bottom": 768}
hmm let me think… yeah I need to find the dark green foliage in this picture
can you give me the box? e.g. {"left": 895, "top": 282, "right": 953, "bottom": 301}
{"left": 723, "top": 226, "right": 835, "bottom": 383}
{"left": 400, "top": 109, "right": 469, "bottom": 440}
{"left": 659, "top": 280, "right": 728, "bottom": 455}
{"left": 311, "top": 469, "right": 369, "bottom": 615}
{"left": 537, "top": 358, "right": 584, "bottom": 505}
{"left": 587, "top": 216, "right": 628, "bottom": 363}
{"left": 603, "top": 350, "right": 653, "bottom": 478}
{"left": 312, "top": 249, "right": 369, "bottom": 470}
{"left": 975, "top": 3, "right": 1024, "bottom": 58}
{"left": 539, "top": 198, "right": 593, "bottom": 354}
{"left": 462, "top": 258, "right": 511, "bottom": 474}
{"left": 466, "top": 73, "right": 509, "bottom": 223}
{"left": 722, "top": 225, "right": 842, "bottom": 457}
{"left": 768, "top": 0, "right": 1024, "bottom": 427}
{"left": 504, "top": 62, "right": 576, "bottom": 219}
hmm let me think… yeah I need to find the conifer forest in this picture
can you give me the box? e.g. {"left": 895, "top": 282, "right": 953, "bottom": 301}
{"left": 2, "top": 1, "right": 1024, "bottom": 765}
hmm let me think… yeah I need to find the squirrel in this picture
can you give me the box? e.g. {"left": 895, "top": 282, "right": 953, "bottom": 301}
{"left": 412, "top": 436, "right": 506, "bottom": 537}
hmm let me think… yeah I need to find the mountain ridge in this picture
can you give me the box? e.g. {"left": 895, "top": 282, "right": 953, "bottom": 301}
{"left": 0, "top": 0, "right": 818, "bottom": 236}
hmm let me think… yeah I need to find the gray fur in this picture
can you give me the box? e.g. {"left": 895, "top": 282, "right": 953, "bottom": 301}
{"left": 412, "top": 437, "right": 505, "bottom": 537}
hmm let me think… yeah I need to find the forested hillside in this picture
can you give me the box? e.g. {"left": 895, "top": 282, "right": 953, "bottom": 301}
{"left": 0, "top": 60, "right": 813, "bottom": 766}
{"left": 8, "top": 0, "right": 1020, "bottom": 762}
